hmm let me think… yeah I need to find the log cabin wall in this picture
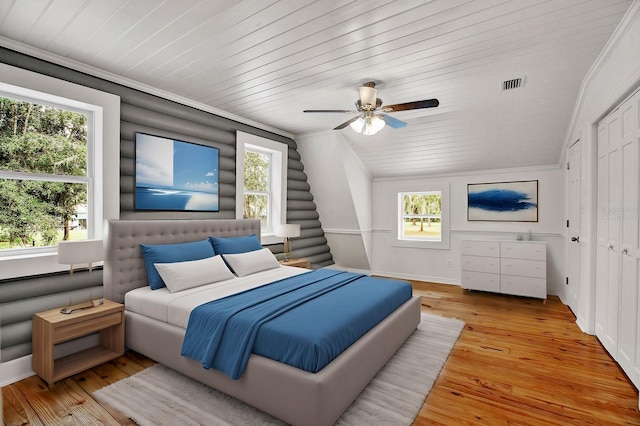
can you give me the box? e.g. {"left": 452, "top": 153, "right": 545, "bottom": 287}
{"left": 0, "top": 47, "right": 333, "bottom": 363}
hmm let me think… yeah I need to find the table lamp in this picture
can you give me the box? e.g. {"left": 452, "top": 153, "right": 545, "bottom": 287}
{"left": 57, "top": 239, "right": 104, "bottom": 313}
{"left": 274, "top": 224, "right": 300, "bottom": 262}
{"left": 57, "top": 239, "right": 103, "bottom": 274}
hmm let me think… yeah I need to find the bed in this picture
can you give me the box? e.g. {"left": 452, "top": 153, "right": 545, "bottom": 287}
{"left": 104, "top": 219, "right": 421, "bottom": 426}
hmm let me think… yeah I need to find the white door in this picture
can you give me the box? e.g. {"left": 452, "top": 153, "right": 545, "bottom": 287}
{"left": 567, "top": 139, "right": 581, "bottom": 313}
{"left": 617, "top": 92, "right": 640, "bottom": 388}
{"left": 596, "top": 109, "right": 622, "bottom": 357}
{"left": 595, "top": 122, "right": 609, "bottom": 340}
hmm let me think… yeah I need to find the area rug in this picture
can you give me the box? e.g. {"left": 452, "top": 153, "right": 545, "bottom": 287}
{"left": 94, "top": 313, "right": 464, "bottom": 426}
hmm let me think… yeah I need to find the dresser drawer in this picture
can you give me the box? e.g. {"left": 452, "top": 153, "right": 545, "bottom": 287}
{"left": 461, "top": 241, "right": 500, "bottom": 257}
{"left": 461, "top": 271, "right": 500, "bottom": 292}
{"left": 501, "top": 258, "right": 546, "bottom": 279}
{"left": 501, "top": 242, "right": 546, "bottom": 261}
{"left": 501, "top": 275, "right": 546, "bottom": 299}
{"left": 461, "top": 255, "right": 500, "bottom": 274}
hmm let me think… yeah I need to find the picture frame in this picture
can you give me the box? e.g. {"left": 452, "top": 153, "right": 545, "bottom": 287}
{"left": 134, "top": 132, "right": 220, "bottom": 212}
{"left": 467, "top": 180, "right": 538, "bottom": 222}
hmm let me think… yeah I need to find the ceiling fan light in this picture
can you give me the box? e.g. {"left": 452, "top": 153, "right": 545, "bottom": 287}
{"left": 359, "top": 86, "right": 377, "bottom": 108}
{"left": 350, "top": 116, "right": 365, "bottom": 133}
{"left": 371, "top": 115, "right": 386, "bottom": 132}
{"left": 348, "top": 114, "right": 386, "bottom": 135}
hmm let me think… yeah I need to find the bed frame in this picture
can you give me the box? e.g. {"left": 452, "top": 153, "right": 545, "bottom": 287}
{"left": 104, "top": 219, "right": 421, "bottom": 426}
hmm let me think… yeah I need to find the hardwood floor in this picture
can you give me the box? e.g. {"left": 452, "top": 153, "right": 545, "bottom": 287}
{"left": 3, "top": 281, "right": 640, "bottom": 425}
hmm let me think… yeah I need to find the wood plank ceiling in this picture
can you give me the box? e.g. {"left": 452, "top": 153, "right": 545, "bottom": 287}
{"left": 0, "top": 0, "right": 633, "bottom": 177}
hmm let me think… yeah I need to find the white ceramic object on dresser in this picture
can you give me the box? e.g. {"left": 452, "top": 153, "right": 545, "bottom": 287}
{"left": 461, "top": 240, "right": 547, "bottom": 300}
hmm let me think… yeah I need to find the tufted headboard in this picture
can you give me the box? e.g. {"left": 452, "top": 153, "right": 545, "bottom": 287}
{"left": 104, "top": 219, "right": 260, "bottom": 303}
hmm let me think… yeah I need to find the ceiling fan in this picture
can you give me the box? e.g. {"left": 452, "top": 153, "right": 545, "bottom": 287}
{"left": 303, "top": 82, "right": 439, "bottom": 135}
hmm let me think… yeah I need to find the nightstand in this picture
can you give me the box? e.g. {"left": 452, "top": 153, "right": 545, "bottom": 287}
{"left": 279, "top": 258, "right": 311, "bottom": 269}
{"left": 32, "top": 299, "right": 124, "bottom": 385}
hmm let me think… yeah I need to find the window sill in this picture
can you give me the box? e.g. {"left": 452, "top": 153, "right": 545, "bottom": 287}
{"left": 392, "top": 239, "right": 450, "bottom": 250}
{"left": 261, "top": 234, "right": 282, "bottom": 246}
{"left": 0, "top": 252, "right": 66, "bottom": 280}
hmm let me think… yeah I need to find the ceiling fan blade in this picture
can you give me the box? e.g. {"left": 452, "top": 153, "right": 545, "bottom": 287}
{"left": 303, "top": 109, "right": 358, "bottom": 113}
{"left": 381, "top": 113, "right": 407, "bottom": 129}
{"left": 333, "top": 116, "right": 361, "bottom": 130}
{"left": 381, "top": 99, "right": 439, "bottom": 112}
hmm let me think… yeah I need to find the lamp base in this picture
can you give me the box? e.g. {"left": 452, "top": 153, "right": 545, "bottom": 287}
{"left": 283, "top": 237, "right": 293, "bottom": 262}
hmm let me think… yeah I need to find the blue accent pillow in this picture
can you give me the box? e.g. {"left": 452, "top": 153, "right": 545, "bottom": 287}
{"left": 140, "top": 239, "right": 216, "bottom": 290}
{"left": 208, "top": 234, "right": 262, "bottom": 255}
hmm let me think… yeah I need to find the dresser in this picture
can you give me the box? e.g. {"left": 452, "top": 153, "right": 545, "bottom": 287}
{"left": 461, "top": 240, "right": 546, "bottom": 299}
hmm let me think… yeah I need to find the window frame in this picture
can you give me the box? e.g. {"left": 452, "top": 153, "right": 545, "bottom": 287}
{"left": 393, "top": 184, "right": 450, "bottom": 250}
{"left": 0, "top": 63, "right": 120, "bottom": 280}
{"left": 0, "top": 92, "right": 97, "bottom": 256}
{"left": 399, "top": 191, "right": 443, "bottom": 242}
{"left": 0, "top": 86, "right": 100, "bottom": 256}
{"left": 243, "top": 146, "right": 273, "bottom": 233}
{"left": 236, "top": 131, "right": 287, "bottom": 245}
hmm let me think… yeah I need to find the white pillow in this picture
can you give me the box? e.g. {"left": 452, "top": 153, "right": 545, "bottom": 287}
{"left": 222, "top": 248, "right": 281, "bottom": 277}
{"left": 154, "top": 255, "right": 235, "bottom": 293}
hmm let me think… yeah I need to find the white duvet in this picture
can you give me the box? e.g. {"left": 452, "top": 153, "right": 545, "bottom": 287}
{"left": 125, "top": 265, "right": 309, "bottom": 329}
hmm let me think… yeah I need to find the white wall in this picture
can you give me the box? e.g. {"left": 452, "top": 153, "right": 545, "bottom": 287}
{"left": 372, "top": 166, "right": 566, "bottom": 295}
{"left": 562, "top": 1, "right": 640, "bottom": 333}
{"left": 297, "top": 131, "right": 373, "bottom": 270}
{"left": 298, "top": 128, "right": 566, "bottom": 294}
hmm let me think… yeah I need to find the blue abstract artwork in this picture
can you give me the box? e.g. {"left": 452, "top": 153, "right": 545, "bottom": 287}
{"left": 135, "top": 133, "right": 219, "bottom": 212}
{"left": 467, "top": 181, "right": 538, "bottom": 221}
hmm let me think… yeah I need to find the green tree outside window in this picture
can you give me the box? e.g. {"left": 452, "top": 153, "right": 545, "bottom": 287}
{"left": 243, "top": 150, "right": 271, "bottom": 230}
{"left": 0, "top": 97, "right": 87, "bottom": 249}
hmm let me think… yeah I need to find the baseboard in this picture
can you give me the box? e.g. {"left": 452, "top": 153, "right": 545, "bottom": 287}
{"left": 0, "top": 354, "right": 35, "bottom": 387}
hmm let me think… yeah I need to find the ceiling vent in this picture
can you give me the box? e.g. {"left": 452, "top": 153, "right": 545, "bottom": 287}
{"left": 502, "top": 77, "right": 525, "bottom": 91}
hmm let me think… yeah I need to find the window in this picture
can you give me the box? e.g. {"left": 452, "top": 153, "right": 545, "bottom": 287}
{"left": 243, "top": 148, "right": 272, "bottom": 232}
{"left": 0, "top": 93, "right": 96, "bottom": 255}
{"left": 399, "top": 192, "right": 442, "bottom": 241}
{"left": 0, "top": 63, "right": 119, "bottom": 279}
{"left": 236, "top": 132, "right": 287, "bottom": 244}
{"left": 394, "top": 184, "right": 449, "bottom": 250}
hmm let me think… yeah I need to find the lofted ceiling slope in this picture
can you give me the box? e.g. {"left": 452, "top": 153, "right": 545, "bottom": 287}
{"left": 0, "top": 0, "right": 633, "bottom": 177}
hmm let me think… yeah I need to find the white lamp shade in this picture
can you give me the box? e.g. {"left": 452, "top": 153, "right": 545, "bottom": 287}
{"left": 358, "top": 86, "right": 377, "bottom": 107}
{"left": 57, "top": 239, "right": 103, "bottom": 265}
{"left": 274, "top": 224, "right": 301, "bottom": 238}
{"left": 350, "top": 115, "right": 385, "bottom": 135}
{"left": 349, "top": 116, "right": 365, "bottom": 133}
{"left": 364, "top": 115, "right": 385, "bottom": 135}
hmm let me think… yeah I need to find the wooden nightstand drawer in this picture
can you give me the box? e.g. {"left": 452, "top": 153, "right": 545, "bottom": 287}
{"left": 54, "top": 311, "right": 122, "bottom": 344}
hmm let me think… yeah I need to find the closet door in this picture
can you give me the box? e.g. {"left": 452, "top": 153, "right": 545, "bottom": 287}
{"left": 618, "top": 92, "right": 640, "bottom": 387}
{"left": 596, "top": 108, "right": 622, "bottom": 357}
{"left": 595, "top": 122, "right": 609, "bottom": 339}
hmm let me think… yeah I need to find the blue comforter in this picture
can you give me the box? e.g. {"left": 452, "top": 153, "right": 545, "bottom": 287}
{"left": 181, "top": 269, "right": 412, "bottom": 379}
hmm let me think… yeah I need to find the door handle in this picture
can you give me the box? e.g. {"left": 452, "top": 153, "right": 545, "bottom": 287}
{"left": 571, "top": 236, "right": 580, "bottom": 243}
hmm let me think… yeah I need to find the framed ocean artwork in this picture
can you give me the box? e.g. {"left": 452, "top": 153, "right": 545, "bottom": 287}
{"left": 467, "top": 180, "right": 538, "bottom": 222}
{"left": 134, "top": 132, "right": 220, "bottom": 212}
